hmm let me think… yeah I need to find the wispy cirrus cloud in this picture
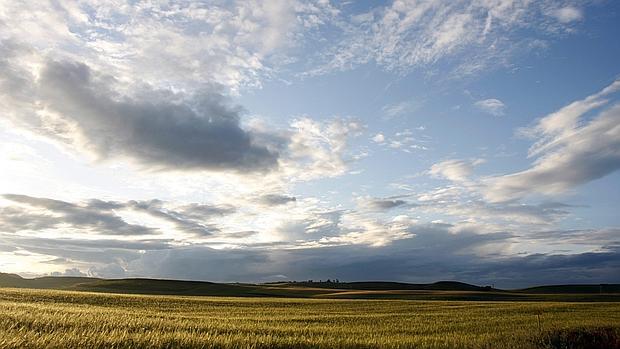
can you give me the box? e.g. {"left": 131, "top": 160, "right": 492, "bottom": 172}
{"left": 306, "top": 0, "right": 586, "bottom": 77}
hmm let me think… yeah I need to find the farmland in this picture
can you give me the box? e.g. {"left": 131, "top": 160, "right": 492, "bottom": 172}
{"left": 0, "top": 287, "right": 619, "bottom": 349}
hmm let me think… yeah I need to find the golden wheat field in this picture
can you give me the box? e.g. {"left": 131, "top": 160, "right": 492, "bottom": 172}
{"left": 0, "top": 288, "right": 619, "bottom": 349}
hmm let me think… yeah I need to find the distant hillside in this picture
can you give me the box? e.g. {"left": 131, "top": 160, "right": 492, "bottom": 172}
{"left": 520, "top": 284, "right": 620, "bottom": 294}
{"left": 0, "top": 273, "right": 30, "bottom": 288}
{"left": 0, "top": 273, "right": 267, "bottom": 297}
{"left": 2, "top": 273, "right": 619, "bottom": 301}
{"left": 272, "top": 280, "right": 496, "bottom": 292}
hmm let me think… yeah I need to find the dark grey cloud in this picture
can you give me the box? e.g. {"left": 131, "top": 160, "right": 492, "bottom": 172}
{"left": 3, "top": 203, "right": 618, "bottom": 288}
{"left": 358, "top": 196, "right": 411, "bottom": 211}
{"left": 0, "top": 40, "right": 282, "bottom": 173}
{"left": 524, "top": 228, "right": 620, "bottom": 247}
{"left": 35, "top": 60, "right": 279, "bottom": 172}
{"left": 0, "top": 235, "right": 173, "bottom": 252}
{"left": 1, "top": 194, "right": 154, "bottom": 236}
{"left": 0, "top": 234, "right": 171, "bottom": 266}
{"left": 116, "top": 225, "right": 619, "bottom": 288}
{"left": 0, "top": 194, "right": 239, "bottom": 238}
{"left": 179, "top": 203, "right": 237, "bottom": 218}
{"left": 257, "top": 194, "right": 297, "bottom": 206}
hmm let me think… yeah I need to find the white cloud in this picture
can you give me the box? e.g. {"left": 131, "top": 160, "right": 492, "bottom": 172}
{"left": 307, "top": 1, "right": 578, "bottom": 77}
{"left": 475, "top": 99, "right": 506, "bottom": 116}
{"left": 280, "top": 117, "right": 365, "bottom": 181}
{"left": 485, "top": 79, "right": 620, "bottom": 202}
{"left": 429, "top": 159, "right": 485, "bottom": 182}
{"left": 373, "top": 129, "right": 429, "bottom": 153}
{"left": 372, "top": 133, "right": 385, "bottom": 143}
{"left": 551, "top": 6, "right": 583, "bottom": 23}
{"left": 0, "top": 0, "right": 336, "bottom": 92}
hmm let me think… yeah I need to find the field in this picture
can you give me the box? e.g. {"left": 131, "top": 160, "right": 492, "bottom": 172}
{"left": 1, "top": 287, "right": 619, "bottom": 349}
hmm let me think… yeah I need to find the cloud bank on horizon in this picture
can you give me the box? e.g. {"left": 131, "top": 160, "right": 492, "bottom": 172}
{"left": 0, "top": 0, "right": 619, "bottom": 288}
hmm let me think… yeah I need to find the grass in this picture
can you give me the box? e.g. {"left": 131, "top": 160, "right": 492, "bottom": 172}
{"left": 1, "top": 287, "right": 619, "bottom": 348}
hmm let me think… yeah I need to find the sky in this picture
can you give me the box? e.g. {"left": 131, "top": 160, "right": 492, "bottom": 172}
{"left": 0, "top": 0, "right": 619, "bottom": 288}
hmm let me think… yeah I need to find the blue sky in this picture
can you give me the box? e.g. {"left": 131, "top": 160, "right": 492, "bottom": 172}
{"left": 0, "top": 0, "right": 619, "bottom": 288}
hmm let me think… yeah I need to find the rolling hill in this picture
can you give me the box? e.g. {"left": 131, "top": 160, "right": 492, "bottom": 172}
{"left": 2, "top": 273, "right": 619, "bottom": 301}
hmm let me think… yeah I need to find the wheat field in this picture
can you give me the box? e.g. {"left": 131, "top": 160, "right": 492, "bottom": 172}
{"left": 0, "top": 287, "right": 618, "bottom": 349}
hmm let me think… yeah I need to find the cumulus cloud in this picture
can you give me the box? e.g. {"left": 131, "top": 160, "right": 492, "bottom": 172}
{"left": 1, "top": 44, "right": 363, "bottom": 178}
{"left": 485, "top": 79, "right": 620, "bottom": 202}
{"left": 475, "top": 99, "right": 506, "bottom": 116}
{"left": 372, "top": 133, "right": 385, "bottom": 143}
{"left": 0, "top": 56, "right": 279, "bottom": 172}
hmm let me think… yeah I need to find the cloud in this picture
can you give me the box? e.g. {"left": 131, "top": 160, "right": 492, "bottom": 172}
{"left": 428, "top": 201, "right": 573, "bottom": 227}
{"left": 372, "top": 133, "right": 385, "bottom": 143}
{"left": 0, "top": 1, "right": 337, "bottom": 91}
{"left": 22, "top": 59, "right": 278, "bottom": 172}
{"left": 2, "top": 192, "right": 617, "bottom": 288}
{"left": 374, "top": 129, "right": 429, "bottom": 153}
{"left": 475, "top": 99, "right": 506, "bottom": 116}
{"left": 257, "top": 194, "right": 297, "bottom": 206}
{"left": 1, "top": 45, "right": 363, "bottom": 179}
{"left": 1, "top": 194, "right": 155, "bottom": 236}
{"left": 429, "top": 159, "right": 485, "bottom": 182}
{"left": 0, "top": 194, "right": 241, "bottom": 238}
{"left": 22, "top": 223, "right": 619, "bottom": 288}
{"left": 527, "top": 228, "right": 620, "bottom": 246}
{"left": 307, "top": 1, "right": 583, "bottom": 77}
{"left": 126, "top": 199, "right": 221, "bottom": 237}
{"left": 282, "top": 117, "right": 364, "bottom": 180}
{"left": 178, "top": 203, "right": 237, "bottom": 219}
{"left": 485, "top": 80, "right": 620, "bottom": 202}
{"left": 357, "top": 196, "right": 409, "bottom": 211}
{"left": 551, "top": 6, "right": 583, "bottom": 23}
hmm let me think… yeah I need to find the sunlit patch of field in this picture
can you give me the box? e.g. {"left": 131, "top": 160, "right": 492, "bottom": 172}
{"left": 0, "top": 287, "right": 618, "bottom": 349}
